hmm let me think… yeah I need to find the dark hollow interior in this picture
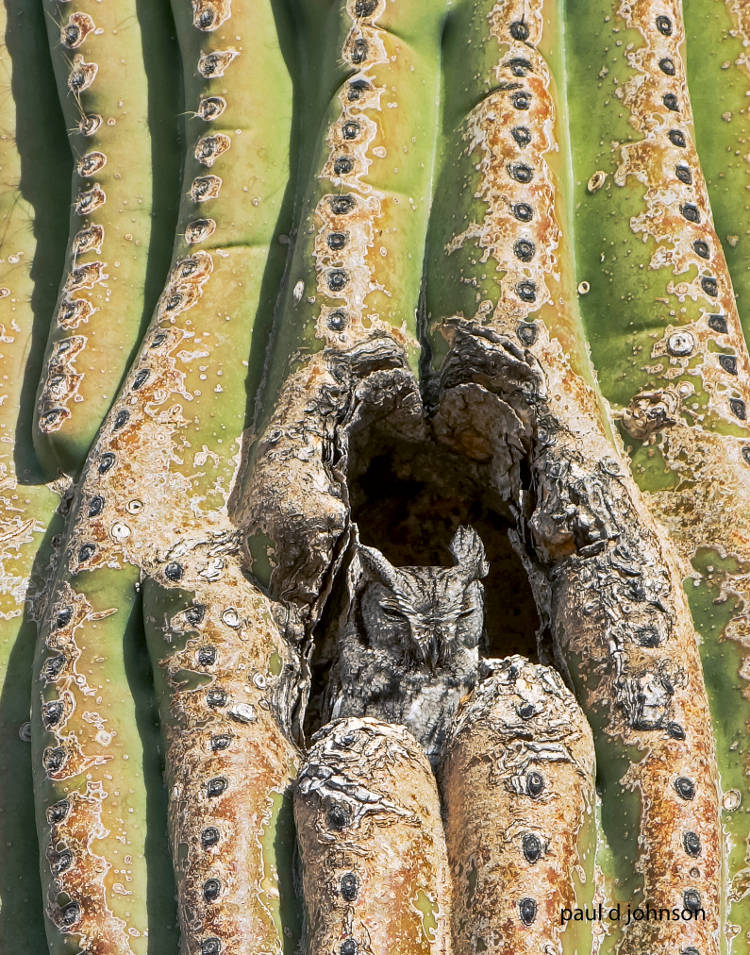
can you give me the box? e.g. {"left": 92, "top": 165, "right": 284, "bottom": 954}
{"left": 303, "top": 428, "right": 542, "bottom": 738}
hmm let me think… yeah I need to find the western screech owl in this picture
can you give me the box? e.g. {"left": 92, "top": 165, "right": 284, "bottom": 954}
{"left": 326, "top": 525, "right": 489, "bottom": 767}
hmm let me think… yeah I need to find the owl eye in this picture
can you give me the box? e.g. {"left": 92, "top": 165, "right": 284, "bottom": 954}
{"left": 459, "top": 607, "right": 477, "bottom": 619}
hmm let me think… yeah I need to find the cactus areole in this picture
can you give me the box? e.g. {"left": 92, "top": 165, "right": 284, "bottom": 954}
{"left": 0, "top": 0, "right": 748, "bottom": 952}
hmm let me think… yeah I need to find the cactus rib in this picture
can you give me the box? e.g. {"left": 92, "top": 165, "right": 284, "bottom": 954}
{"left": 295, "top": 717, "right": 452, "bottom": 954}
{"left": 441, "top": 657, "right": 596, "bottom": 954}
{"left": 426, "top": 2, "right": 723, "bottom": 950}
{"left": 565, "top": 0, "right": 750, "bottom": 945}
{"left": 685, "top": 0, "right": 750, "bottom": 341}
{"left": 33, "top": 0, "right": 178, "bottom": 477}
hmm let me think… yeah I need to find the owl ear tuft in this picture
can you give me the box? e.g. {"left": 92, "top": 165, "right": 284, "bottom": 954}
{"left": 356, "top": 542, "right": 402, "bottom": 590}
{"left": 449, "top": 525, "right": 489, "bottom": 580}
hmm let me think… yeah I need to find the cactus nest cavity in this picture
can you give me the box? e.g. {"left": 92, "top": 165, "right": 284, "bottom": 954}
{"left": 2, "top": 0, "right": 750, "bottom": 953}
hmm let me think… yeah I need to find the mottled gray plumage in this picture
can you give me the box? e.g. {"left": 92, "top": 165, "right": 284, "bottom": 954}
{"left": 327, "top": 525, "right": 489, "bottom": 767}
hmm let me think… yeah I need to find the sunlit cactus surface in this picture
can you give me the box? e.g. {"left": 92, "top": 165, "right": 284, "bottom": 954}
{"left": 2, "top": 0, "right": 750, "bottom": 953}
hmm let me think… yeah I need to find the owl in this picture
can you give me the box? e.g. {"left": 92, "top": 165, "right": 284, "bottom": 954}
{"left": 326, "top": 525, "right": 489, "bottom": 768}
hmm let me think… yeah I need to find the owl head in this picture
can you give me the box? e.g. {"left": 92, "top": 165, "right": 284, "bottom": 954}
{"left": 354, "top": 526, "right": 489, "bottom": 669}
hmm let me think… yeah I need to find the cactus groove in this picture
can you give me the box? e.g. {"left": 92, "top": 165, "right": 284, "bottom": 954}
{"left": 33, "top": 0, "right": 180, "bottom": 479}
{"left": 0, "top": 0, "right": 69, "bottom": 945}
{"left": 0, "top": 0, "right": 749, "bottom": 952}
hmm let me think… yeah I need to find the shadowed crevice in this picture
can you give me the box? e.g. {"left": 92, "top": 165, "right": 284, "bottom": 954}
{"left": 135, "top": 0, "right": 184, "bottom": 349}
{"left": 6, "top": 0, "right": 71, "bottom": 485}
{"left": 243, "top": 0, "right": 312, "bottom": 431}
{"left": 123, "top": 598, "right": 179, "bottom": 954}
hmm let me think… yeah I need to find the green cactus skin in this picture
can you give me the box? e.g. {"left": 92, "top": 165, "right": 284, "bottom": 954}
{"left": 30, "top": 0, "right": 305, "bottom": 949}
{"left": 237, "top": 0, "right": 451, "bottom": 636}
{"left": 257, "top": 0, "right": 450, "bottom": 405}
{"left": 294, "top": 717, "right": 452, "bottom": 954}
{"left": 33, "top": 0, "right": 180, "bottom": 479}
{"left": 0, "top": 0, "right": 72, "bottom": 947}
{"left": 425, "top": 1, "right": 723, "bottom": 951}
{"left": 563, "top": 0, "right": 750, "bottom": 947}
{"left": 31, "top": 569, "right": 176, "bottom": 955}
{"left": 142, "top": 571, "right": 302, "bottom": 955}
{"left": 441, "top": 658, "right": 596, "bottom": 955}
{"left": 5, "top": 0, "right": 748, "bottom": 951}
{"left": 685, "top": 0, "right": 750, "bottom": 340}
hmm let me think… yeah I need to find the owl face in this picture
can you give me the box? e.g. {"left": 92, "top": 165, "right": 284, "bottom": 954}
{"left": 355, "top": 526, "right": 488, "bottom": 669}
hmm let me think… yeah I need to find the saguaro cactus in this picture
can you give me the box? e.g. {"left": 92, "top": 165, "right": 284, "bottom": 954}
{"left": 0, "top": 1, "right": 68, "bottom": 947}
{"left": 34, "top": 0, "right": 180, "bottom": 476}
{"left": 566, "top": 0, "right": 750, "bottom": 946}
{"left": 2, "top": 0, "right": 750, "bottom": 952}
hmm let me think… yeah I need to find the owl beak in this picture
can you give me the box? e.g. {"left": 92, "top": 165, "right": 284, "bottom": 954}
{"left": 413, "top": 631, "right": 440, "bottom": 670}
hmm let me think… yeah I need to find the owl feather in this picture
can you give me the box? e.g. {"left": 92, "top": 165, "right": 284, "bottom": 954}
{"left": 326, "top": 525, "right": 488, "bottom": 767}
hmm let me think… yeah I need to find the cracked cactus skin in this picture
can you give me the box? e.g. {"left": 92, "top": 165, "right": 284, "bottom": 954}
{"left": 427, "top": 1, "right": 722, "bottom": 951}
{"left": 564, "top": 0, "right": 750, "bottom": 947}
{"left": 33, "top": 0, "right": 180, "bottom": 479}
{"left": 1, "top": 0, "right": 750, "bottom": 952}
{"left": 441, "top": 658, "right": 596, "bottom": 955}
{"left": 295, "top": 717, "right": 452, "bottom": 954}
{"left": 30, "top": 0, "right": 302, "bottom": 951}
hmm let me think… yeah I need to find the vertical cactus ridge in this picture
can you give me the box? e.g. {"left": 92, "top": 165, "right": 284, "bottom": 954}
{"left": 426, "top": 0, "right": 596, "bottom": 392}
{"left": 257, "top": 0, "right": 450, "bottom": 414}
{"left": 31, "top": 0, "right": 302, "bottom": 950}
{"left": 0, "top": 0, "right": 71, "bottom": 945}
{"left": 441, "top": 657, "right": 596, "bottom": 954}
{"left": 294, "top": 717, "right": 452, "bottom": 954}
{"left": 237, "top": 0, "right": 450, "bottom": 632}
{"left": 564, "top": 0, "right": 750, "bottom": 945}
{"left": 685, "top": 0, "right": 750, "bottom": 341}
{"left": 164, "top": 0, "right": 298, "bottom": 434}
{"left": 142, "top": 571, "right": 302, "bottom": 955}
{"left": 31, "top": 571, "right": 173, "bottom": 954}
{"left": 426, "top": 1, "right": 723, "bottom": 951}
{"left": 33, "top": 0, "right": 178, "bottom": 478}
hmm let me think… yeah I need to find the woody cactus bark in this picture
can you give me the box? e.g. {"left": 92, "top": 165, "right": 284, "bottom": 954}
{"left": 1, "top": 1, "right": 749, "bottom": 954}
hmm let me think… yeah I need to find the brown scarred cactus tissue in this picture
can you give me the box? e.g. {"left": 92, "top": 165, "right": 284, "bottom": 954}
{"left": 0, "top": 0, "right": 748, "bottom": 953}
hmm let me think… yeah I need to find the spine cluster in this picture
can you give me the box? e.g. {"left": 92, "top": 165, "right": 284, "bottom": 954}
{"left": 0, "top": 0, "right": 746, "bottom": 952}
